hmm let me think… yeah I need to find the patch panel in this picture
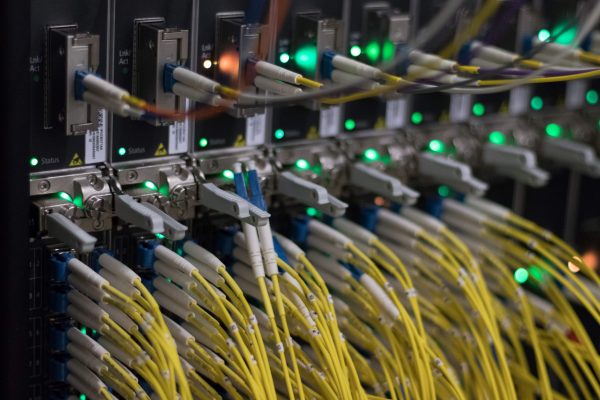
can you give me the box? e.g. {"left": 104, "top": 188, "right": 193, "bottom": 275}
{"left": 6, "top": 0, "right": 600, "bottom": 399}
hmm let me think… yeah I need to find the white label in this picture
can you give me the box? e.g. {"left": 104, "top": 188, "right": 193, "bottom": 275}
{"left": 386, "top": 98, "right": 408, "bottom": 128}
{"left": 566, "top": 80, "right": 587, "bottom": 110}
{"left": 509, "top": 86, "right": 532, "bottom": 116}
{"left": 319, "top": 106, "right": 341, "bottom": 137}
{"left": 450, "top": 94, "right": 472, "bottom": 122}
{"left": 245, "top": 113, "right": 266, "bottom": 146}
{"left": 85, "top": 109, "right": 107, "bottom": 164}
{"left": 169, "top": 100, "right": 190, "bottom": 154}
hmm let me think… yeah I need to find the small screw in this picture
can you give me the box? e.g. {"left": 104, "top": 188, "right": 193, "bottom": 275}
{"left": 88, "top": 175, "right": 97, "bottom": 185}
{"left": 127, "top": 171, "right": 138, "bottom": 181}
{"left": 93, "top": 219, "right": 104, "bottom": 230}
{"left": 38, "top": 180, "right": 50, "bottom": 192}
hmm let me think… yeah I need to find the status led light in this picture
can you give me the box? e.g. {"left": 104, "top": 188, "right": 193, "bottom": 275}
{"left": 58, "top": 192, "right": 74, "bottom": 203}
{"left": 363, "top": 148, "right": 380, "bottom": 162}
{"left": 411, "top": 112, "right": 424, "bottom": 125}
{"left": 306, "top": 207, "right": 318, "bottom": 217}
{"left": 279, "top": 52, "right": 290, "bottom": 64}
{"left": 199, "top": 138, "right": 209, "bottom": 148}
{"left": 552, "top": 22, "right": 577, "bottom": 45}
{"left": 274, "top": 129, "right": 285, "bottom": 140}
{"left": 365, "top": 41, "right": 381, "bottom": 62}
{"left": 514, "top": 267, "right": 529, "bottom": 284}
{"left": 545, "top": 123, "right": 562, "bottom": 138}
{"left": 530, "top": 96, "right": 544, "bottom": 111}
{"left": 586, "top": 89, "right": 599, "bottom": 105}
{"left": 155, "top": 233, "right": 166, "bottom": 240}
{"left": 295, "top": 45, "right": 317, "bottom": 73}
{"left": 537, "top": 29, "right": 551, "bottom": 41}
{"left": 428, "top": 139, "right": 445, "bottom": 153}
{"left": 30, "top": 157, "right": 39, "bottom": 167}
{"left": 438, "top": 185, "right": 451, "bottom": 198}
{"left": 118, "top": 147, "right": 127, "bottom": 156}
{"left": 73, "top": 196, "right": 84, "bottom": 209}
{"left": 80, "top": 327, "right": 87, "bottom": 335}
{"left": 350, "top": 45, "right": 362, "bottom": 57}
{"left": 382, "top": 40, "right": 395, "bottom": 62}
{"left": 345, "top": 119, "right": 356, "bottom": 131}
{"left": 295, "top": 158, "right": 310, "bottom": 170}
{"left": 472, "top": 102, "right": 486, "bottom": 117}
{"left": 80, "top": 395, "right": 86, "bottom": 400}
{"left": 202, "top": 59, "right": 212, "bottom": 69}
{"left": 488, "top": 131, "right": 506, "bottom": 145}
{"left": 143, "top": 181, "right": 159, "bottom": 191}
{"left": 222, "top": 170, "right": 235, "bottom": 180}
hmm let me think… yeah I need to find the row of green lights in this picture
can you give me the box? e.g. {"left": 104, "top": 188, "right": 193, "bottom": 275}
{"left": 488, "top": 130, "right": 506, "bottom": 145}
{"left": 545, "top": 123, "right": 562, "bottom": 138}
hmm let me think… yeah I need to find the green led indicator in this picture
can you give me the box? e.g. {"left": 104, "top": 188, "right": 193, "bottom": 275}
{"left": 365, "top": 41, "right": 381, "bottom": 62}
{"left": 428, "top": 139, "right": 446, "bottom": 153}
{"left": 363, "top": 148, "right": 380, "bottom": 162}
{"left": 199, "top": 138, "right": 209, "bottom": 148}
{"left": 552, "top": 22, "right": 577, "bottom": 45}
{"left": 545, "top": 123, "right": 562, "bottom": 138}
{"left": 222, "top": 170, "right": 235, "bottom": 180}
{"left": 514, "top": 267, "right": 529, "bottom": 284}
{"left": 143, "top": 181, "right": 159, "bottom": 191}
{"left": 155, "top": 233, "right": 166, "bottom": 240}
{"left": 279, "top": 52, "right": 290, "bottom": 64}
{"left": 58, "top": 192, "right": 74, "bottom": 203}
{"left": 350, "top": 45, "right": 362, "bottom": 57}
{"left": 73, "top": 196, "right": 84, "bottom": 209}
{"left": 488, "top": 131, "right": 506, "bottom": 145}
{"left": 382, "top": 40, "right": 395, "bottom": 62}
{"left": 295, "top": 158, "right": 310, "bottom": 171}
{"left": 274, "top": 129, "right": 285, "bottom": 140}
{"left": 80, "top": 394, "right": 86, "bottom": 400}
{"left": 437, "top": 185, "right": 451, "bottom": 198}
{"left": 537, "top": 29, "right": 551, "bottom": 41}
{"left": 295, "top": 45, "right": 318, "bottom": 73}
{"left": 344, "top": 119, "right": 356, "bottom": 131}
{"left": 306, "top": 207, "right": 318, "bottom": 217}
{"left": 80, "top": 327, "right": 87, "bottom": 335}
{"left": 530, "top": 96, "right": 544, "bottom": 111}
{"left": 118, "top": 147, "right": 127, "bottom": 156}
{"left": 472, "top": 102, "right": 486, "bottom": 117}
{"left": 586, "top": 89, "right": 599, "bottom": 105}
{"left": 30, "top": 157, "right": 39, "bottom": 167}
{"left": 411, "top": 112, "right": 423, "bottom": 125}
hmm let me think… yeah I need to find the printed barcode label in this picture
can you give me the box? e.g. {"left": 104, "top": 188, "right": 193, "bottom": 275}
{"left": 246, "top": 113, "right": 266, "bottom": 146}
{"left": 85, "top": 109, "right": 107, "bottom": 164}
{"left": 319, "top": 106, "right": 341, "bottom": 137}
